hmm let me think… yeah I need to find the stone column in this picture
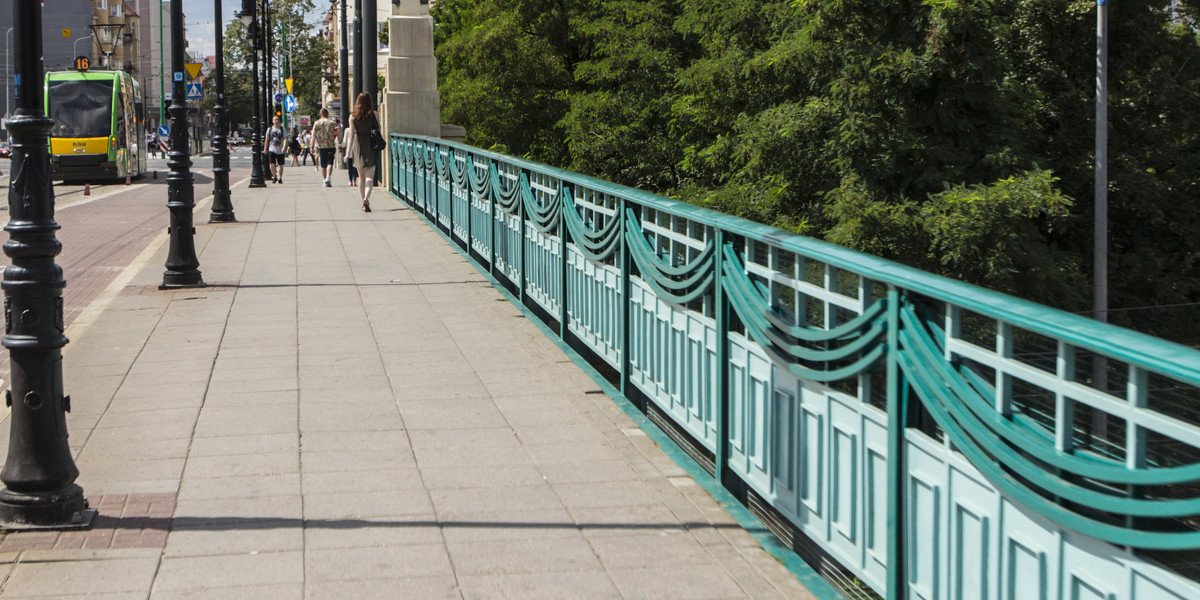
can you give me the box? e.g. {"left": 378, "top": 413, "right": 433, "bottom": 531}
{"left": 383, "top": 0, "right": 438, "bottom": 188}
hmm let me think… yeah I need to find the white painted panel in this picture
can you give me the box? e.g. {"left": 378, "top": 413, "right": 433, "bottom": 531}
{"left": 908, "top": 473, "right": 941, "bottom": 600}
{"left": 953, "top": 504, "right": 989, "bottom": 600}
{"left": 800, "top": 405, "right": 824, "bottom": 519}
{"left": 1005, "top": 536, "right": 1046, "bottom": 600}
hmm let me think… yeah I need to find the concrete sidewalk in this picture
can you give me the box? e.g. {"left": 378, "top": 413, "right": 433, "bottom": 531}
{"left": 0, "top": 172, "right": 815, "bottom": 599}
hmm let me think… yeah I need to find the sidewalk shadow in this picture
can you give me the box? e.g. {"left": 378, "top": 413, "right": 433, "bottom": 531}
{"left": 98, "top": 514, "right": 752, "bottom": 534}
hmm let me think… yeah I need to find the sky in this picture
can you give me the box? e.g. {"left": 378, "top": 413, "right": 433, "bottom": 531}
{"left": 182, "top": 0, "right": 327, "bottom": 59}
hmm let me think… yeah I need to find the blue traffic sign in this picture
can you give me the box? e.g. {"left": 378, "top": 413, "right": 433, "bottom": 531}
{"left": 284, "top": 94, "right": 297, "bottom": 113}
{"left": 274, "top": 93, "right": 283, "bottom": 104}
{"left": 186, "top": 83, "right": 202, "bottom": 100}
{"left": 158, "top": 125, "right": 169, "bottom": 137}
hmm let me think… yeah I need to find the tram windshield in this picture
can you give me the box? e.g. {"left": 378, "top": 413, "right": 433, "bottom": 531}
{"left": 47, "top": 79, "right": 114, "bottom": 138}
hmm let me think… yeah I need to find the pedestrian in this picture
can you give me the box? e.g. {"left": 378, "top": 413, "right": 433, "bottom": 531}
{"left": 288, "top": 128, "right": 302, "bottom": 166}
{"left": 301, "top": 128, "right": 315, "bottom": 167}
{"left": 343, "top": 92, "right": 380, "bottom": 212}
{"left": 312, "top": 108, "right": 339, "bottom": 187}
{"left": 342, "top": 123, "right": 358, "bottom": 188}
{"left": 264, "top": 115, "right": 286, "bottom": 183}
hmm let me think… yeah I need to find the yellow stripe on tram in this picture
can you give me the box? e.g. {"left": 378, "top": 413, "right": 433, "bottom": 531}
{"left": 49, "top": 137, "right": 110, "bottom": 156}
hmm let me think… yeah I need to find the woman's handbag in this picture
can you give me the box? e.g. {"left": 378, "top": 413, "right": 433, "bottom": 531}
{"left": 370, "top": 128, "right": 386, "bottom": 152}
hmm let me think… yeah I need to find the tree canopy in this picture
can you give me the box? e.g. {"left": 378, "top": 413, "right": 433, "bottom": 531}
{"left": 222, "top": 0, "right": 333, "bottom": 129}
{"left": 431, "top": 0, "right": 1200, "bottom": 344}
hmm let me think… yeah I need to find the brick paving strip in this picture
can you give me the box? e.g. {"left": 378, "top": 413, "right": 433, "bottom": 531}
{"left": 0, "top": 494, "right": 176, "bottom": 552}
{"left": 0, "top": 172, "right": 818, "bottom": 599}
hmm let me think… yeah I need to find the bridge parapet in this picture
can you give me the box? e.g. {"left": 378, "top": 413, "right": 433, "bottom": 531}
{"left": 389, "top": 133, "right": 1200, "bottom": 600}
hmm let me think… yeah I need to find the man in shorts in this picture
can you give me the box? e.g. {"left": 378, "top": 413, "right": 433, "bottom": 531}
{"left": 264, "top": 115, "right": 286, "bottom": 183}
{"left": 312, "top": 108, "right": 340, "bottom": 187}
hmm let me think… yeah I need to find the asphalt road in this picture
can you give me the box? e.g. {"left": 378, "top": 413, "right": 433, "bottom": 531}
{"left": 0, "top": 146, "right": 260, "bottom": 210}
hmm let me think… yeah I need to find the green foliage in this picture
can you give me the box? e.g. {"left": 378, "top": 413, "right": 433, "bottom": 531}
{"left": 222, "top": 0, "right": 334, "bottom": 127}
{"left": 923, "top": 170, "right": 1084, "bottom": 304}
{"left": 431, "top": 0, "right": 584, "bottom": 163}
{"left": 560, "top": 0, "right": 691, "bottom": 190}
{"left": 432, "top": 0, "right": 1200, "bottom": 342}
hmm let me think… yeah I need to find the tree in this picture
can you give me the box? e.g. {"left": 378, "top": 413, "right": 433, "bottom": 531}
{"left": 560, "top": 0, "right": 693, "bottom": 191}
{"left": 221, "top": 0, "right": 334, "bottom": 127}
{"left": 431, "top": 0, "right": 1200, "bottom": 343}
{"left": 432, "top": 0, "right": 587, "bottom": 163}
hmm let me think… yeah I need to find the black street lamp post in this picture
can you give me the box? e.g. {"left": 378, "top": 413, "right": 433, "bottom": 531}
{"left": 338, "top": 0, "right": 349, "bottom": 127}
{"left": 0, "top": 0, "right": 94, "bottom": 529}
{"left": 245, "top": 0, "right": 266, "bottom": 188}
{"left": 260, "top": 0, "right": 272, "bottom": 173}
{"left": 160, "top": 0, "right": 204, "bottom": 289}
{"left": 352, "top": 2, "right": 362, "bottom": 101}
{"left": 363, "top": 0, "right": 376, "bottom": 99}
{"left": 209, "top": 0, "right": 236, "bottom": 222}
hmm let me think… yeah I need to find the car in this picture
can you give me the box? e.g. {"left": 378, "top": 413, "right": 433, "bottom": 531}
{"left": 0, "top": 142, "right": 10, "bottom": 159}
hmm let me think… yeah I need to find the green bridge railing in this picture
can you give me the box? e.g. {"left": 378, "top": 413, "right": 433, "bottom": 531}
{"left": 389, "top": 134, "right": 1200, "bottom": 600}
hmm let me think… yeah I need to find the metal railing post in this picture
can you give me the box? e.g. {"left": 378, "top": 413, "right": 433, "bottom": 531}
{"left": 714, "top": 230, "right": 730, "bottom": 487}
{"left": 885, "top": 288, "right": 904, "bottom": 600}
{"left": 620, "top": 198, "right": 631, "bottom": 398}
{"left": 559, "top": 185, "right": 569, "bottom": 339}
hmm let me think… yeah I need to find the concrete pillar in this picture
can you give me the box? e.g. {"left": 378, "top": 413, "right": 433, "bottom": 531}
{"left": 382, "top": 0, "right": 438, "bottom": 188}
{"left": 391, "top": 0, "right": 429, "bottom": 17}
{"left": 385, "top": 15, "right": 439, "bottom": 138}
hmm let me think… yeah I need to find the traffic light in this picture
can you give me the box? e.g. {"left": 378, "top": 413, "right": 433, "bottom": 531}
{"left": 274, "top": 103, "right": 282, "bottom": 119}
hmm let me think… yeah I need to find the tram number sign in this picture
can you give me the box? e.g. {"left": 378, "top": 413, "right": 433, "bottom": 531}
{"left": 74, "top": 56, "right": 90, "bottom": 72}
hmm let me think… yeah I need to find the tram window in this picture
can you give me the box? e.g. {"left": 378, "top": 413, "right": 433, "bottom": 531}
{"left": 47, "top": 80, "right": 114, "bottom": 138}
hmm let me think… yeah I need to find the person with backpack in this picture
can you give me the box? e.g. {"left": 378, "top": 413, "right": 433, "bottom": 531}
{"left": 264, "top": 116, "right": 286, "bottom": 183}
{"left": 288, "top": 128, "right": 302, "bottom": 166}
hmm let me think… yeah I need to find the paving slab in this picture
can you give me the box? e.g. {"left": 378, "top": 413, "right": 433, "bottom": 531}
{"left": 0, "top": 175, "right": 817, "bottom": 599}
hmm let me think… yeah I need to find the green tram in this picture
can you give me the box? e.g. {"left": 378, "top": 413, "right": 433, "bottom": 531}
{"left": 44, "top": 68, "right": 146, "bottom": 181}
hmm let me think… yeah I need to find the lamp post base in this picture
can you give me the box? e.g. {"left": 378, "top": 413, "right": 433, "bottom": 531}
{"left": 208, "top": 211, "right": 237, "bottom": 223}
{"left": 0, "top": 484, "right": 96, "bottom": 530}
{"left": 159, "top": 271, "right": 205, "bottom": 290}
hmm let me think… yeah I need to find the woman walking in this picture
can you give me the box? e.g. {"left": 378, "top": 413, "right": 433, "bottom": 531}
{"left": 343, "top": 92, "right": 380, "bottom": 212}
{"left": 342, "top": 123, "right": 358, "bottom": 187}
{"left": 301, "top": 128, "right": 315, "bottom": 167}
{"left": 288, "top": 128, "right": 302, "bottom": 166}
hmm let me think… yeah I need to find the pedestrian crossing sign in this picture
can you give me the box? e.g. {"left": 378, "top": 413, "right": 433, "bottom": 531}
{"left": 186, "top": 83, "right": 202, "bottom": 100}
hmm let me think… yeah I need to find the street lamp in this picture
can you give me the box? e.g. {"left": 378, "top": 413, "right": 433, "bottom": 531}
{"left": 160, "top": 0, "right": 203, "bottom": 289}
{"left": 209, "top": 0, "right": 236, "bottom": 222}
{"left": 258, "top": 0, "right": 272, "bottom": 179}
{"left": 352, "top": 1, "right": 362, "bottom": 100}
{"left": 338, "top": 0, "right": 348, "bottom": 127}
{"left": 5, "top": 27, "right": 13, "bottom": 139}
{"left": 0, "top": 0, "right": 94, "bottom": 530}
{"left": 242, "top": 0, "right": 266, "bottom": 188}
{"left": 363, "top": 0, "right": 376, "bottom": 100}
{"left": 71, "top": 37, "right": 88, "bottom": 60}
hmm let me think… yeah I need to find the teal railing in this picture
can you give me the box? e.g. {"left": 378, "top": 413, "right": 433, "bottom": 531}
{"left": 390, "top": 134, "right": 1200, "bottom": 600}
